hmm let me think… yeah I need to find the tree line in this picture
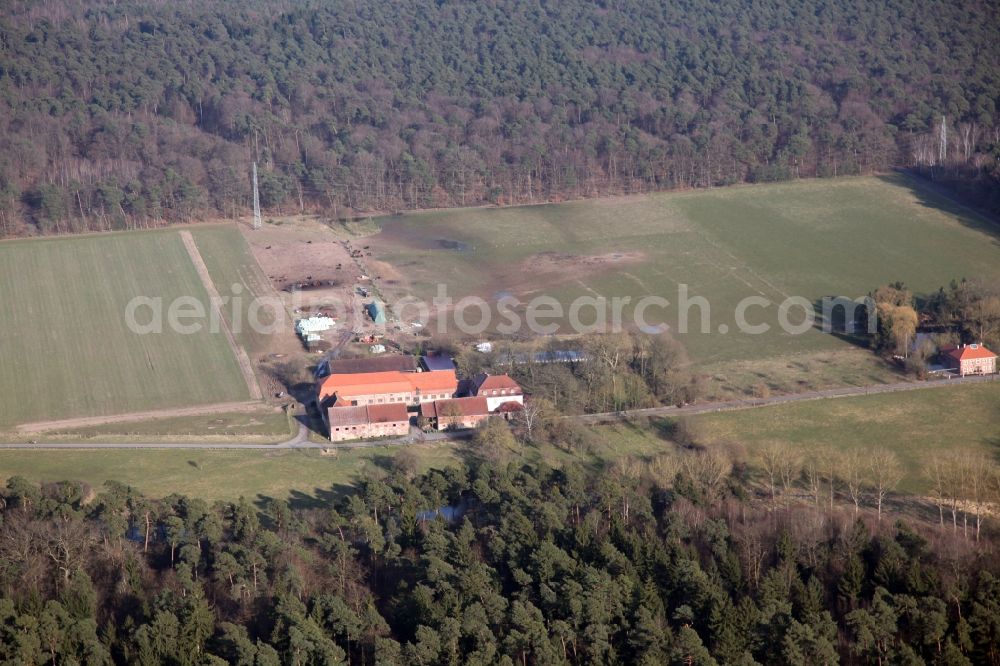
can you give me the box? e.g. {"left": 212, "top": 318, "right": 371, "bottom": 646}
{"left": 2, "top": 0, "right": 1000, "bottom": 235}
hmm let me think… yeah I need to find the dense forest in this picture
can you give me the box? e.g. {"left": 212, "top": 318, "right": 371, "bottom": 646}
{"left": 2, "top": 0, "right": 1000, "bottom": 235}
{"left": 2, "top": 435, "right": 1000, "bottom": 665}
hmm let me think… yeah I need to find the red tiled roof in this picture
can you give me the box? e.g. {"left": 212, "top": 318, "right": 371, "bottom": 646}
{"left": 421, "top": 396, "right": 489, "bottom": 419}
{"left": 367, "top": 403, "right": 409, "bottom": 423}
{"left": 946, "top": 344, "right": 997, "bottom": 361}
{"left": 411, "top": 370, "right": 459, "bottom": 392}
{"left": 328, "top": 403, "right": 409, "bottom": 429}
{"left": 327, "top": 406, "right": 369, "bottom": 427}
{"left": 471, "top": 373, "right": 522, "bottom": 394}
{"left": 318, "top": 370, "right": 457, "bottom": 402}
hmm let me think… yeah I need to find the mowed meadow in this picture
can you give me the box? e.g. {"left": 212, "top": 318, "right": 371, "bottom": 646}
{"left": 369, "top": 174, "right": 1000, "bottom": 364}
{"left": 0, "top": 227, "right": 260, "bottom": 429}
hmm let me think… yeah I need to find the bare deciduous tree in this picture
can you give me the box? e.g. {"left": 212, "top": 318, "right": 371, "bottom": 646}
{"left": 646, "top": 451, "right": 682, "bottom": 492}
{"left": 941, "top": 457, "right": 966, "bottom": 533}
{"left": 802, "top": 453, "right": 824, "bottom": 507}
{"left": 513, "top": 397, "right": 552, "bottom": 443}
{"left": 777, "top": 448, "right": 803, "bottom": 500}
{"left": 733, "top": 524, "right": 766, "bottom": 590}
{"left": 869, "top": 447, "right": 903, "bottom": 522}
{"left": 757, "top": 442, "right": 803, "bottom": 505}
{"left": 840, "top": 449, "right": 867, "bottom": 515}
{"left": 757, "top": 442, "right": 786, "bottom": 504}
{"left": 681, "top": 449, "right": 733, "bottom": 500}
{"left": 963, "top": 453, "right": 992, "bottom": 542}
{"left": 611, "top": 456, "right": 644, "bottom": 523}
{"left": 925, "top": 455, "right": 948, "bottom": 527}
{"left": 819, "top": 447, "right": 839, "bottom": 513}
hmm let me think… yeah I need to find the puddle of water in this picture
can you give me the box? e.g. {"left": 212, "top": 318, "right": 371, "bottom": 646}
{"left": 437, "top": 239, "right": 473, "bottom": 251}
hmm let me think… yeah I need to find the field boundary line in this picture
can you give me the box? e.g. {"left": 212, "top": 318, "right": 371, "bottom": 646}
{"left": 15, "top": 401, "right": 267, "bottom": 434}
{"left": 179, "top": 230, "right": 263, "bottom": 400}
{"left": 575, "top": 373, "right": 998, "bottom": 424}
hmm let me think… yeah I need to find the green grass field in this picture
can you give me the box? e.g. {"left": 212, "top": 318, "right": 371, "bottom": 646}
{"left": 700, "top": 348, "right": 908, "bottom": 400}
{"left": 370, "top": 174, "right": 1000, "bottom": 366}
{"left": 0, "top": 444, "right": 461, "bottom": 505}
{"left": 688, "top": 381, "right": 1000, "bottom": 493}
{"left": 0, "top": 229, "right": 252, "bottom": 429}
{"left": 189, "top": 225, "right": 289, "bottom": 356}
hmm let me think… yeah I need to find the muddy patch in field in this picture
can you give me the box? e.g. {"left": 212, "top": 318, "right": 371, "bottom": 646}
{"left": 248, "top": 233, "right": 359, "bottom": 292}
{"left": 436, "top": 239, "right": 473, "bottom": 251}
{"left": 527, "top": 251, "right": 645, "bottom": 272}
{"left": 367, "top": 219, "right": 475, "bottom": 253}
{"left": 477, "top": 250, "right": 648, "bottom": 300}
{"left": 366, "top": 258, "right": 405, "bottom": 283}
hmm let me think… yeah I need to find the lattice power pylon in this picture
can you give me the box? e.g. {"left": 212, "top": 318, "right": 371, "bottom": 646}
{"left": 252, "top": 162, "right": 262, "bottom": 230}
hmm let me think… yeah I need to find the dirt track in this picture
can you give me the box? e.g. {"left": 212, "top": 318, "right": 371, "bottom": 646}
{"left": 179, "top": 230, "right": 263, "bottom": 400}
{"left": 15, "top": 401, "right": 267, "bottom": 434}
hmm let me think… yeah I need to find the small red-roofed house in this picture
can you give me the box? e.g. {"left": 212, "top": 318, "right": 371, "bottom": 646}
{"left": 468, "top": 373, "right": 524, "bottom": 411}
{"left": 942, "top": 343, "right": 997, "bottom": 376}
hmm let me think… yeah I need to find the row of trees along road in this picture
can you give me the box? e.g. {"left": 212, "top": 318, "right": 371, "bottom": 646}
{"left": 2, "top": 0, "right": 1000, "bottom": 235}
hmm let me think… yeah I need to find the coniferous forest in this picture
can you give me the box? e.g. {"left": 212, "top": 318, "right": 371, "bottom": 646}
{"left": 3, "top": 453, "right": 1000, "bottom": 666}
{"left": 2, "top": 0, "right": 1000, "bottom": 234}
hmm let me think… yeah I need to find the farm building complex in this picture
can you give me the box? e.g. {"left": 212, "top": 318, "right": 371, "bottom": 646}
{"left": 317, "top": 355, "right": 523, "bottom": 441}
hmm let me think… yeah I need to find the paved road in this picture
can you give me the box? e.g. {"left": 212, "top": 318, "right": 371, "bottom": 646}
{"left": 0, "top": 374, "right": 993, "bottom": 450}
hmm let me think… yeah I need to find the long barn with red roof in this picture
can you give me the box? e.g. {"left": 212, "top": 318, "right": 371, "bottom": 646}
{"left": 318, "top": 369, "right": 458, "bottom": 407}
